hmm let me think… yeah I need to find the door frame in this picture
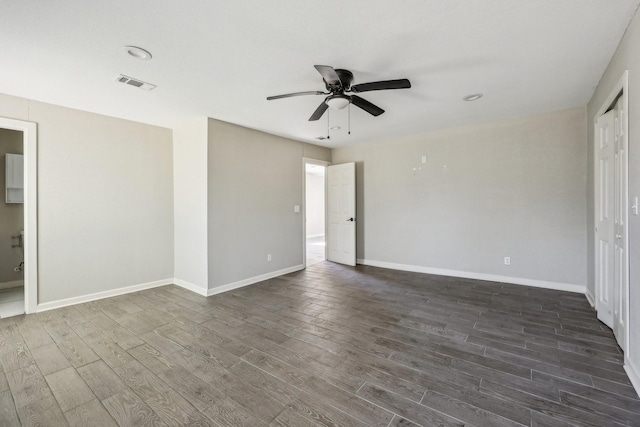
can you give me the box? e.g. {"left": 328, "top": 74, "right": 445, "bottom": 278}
{"left": 593, "top": 70, "right": 629, "bottom": 353}
{"left": 0, "top": 117, "right": 38, "bottom": 314}
{"left": 302, "top": 157, "right": 330, "bottom": 268}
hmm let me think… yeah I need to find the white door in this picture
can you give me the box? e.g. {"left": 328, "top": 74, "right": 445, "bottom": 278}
{"left": 595, "top": 110, "right": 615, "bottom": 328}
{"left": 327, "top": 162, "right": 356, "bottom": 266}
{"left": 612, "top": 100, "right": 628, "bottom": 350}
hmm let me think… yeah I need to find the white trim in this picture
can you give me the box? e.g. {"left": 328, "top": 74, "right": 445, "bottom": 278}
{"left": 207, "top": 264, "right": 304, "bottom": 297}
{"left": 173, "top": 278, "right": 208, "bottom": 296}
{"left": 585, "top": 288, "right": 595, "bottom": 307}
{"left": 357, "top": 259, "right": 585, "bottom": 294}
{"left": 0, "top": 280, "right": 23, "bottom": 290}
{"left": 0, "top": 117, "right": 38, "bottom": 314}
{"left": 624, "top": 357, "right": 640, "bottom": 396}
{"left": 36, "top": 278, "right": 173, "bottom": 312}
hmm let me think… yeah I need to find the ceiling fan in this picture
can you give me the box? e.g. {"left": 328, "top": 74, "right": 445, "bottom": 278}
{"left": 267, "top": 65, "right": 411, "bottom": 121}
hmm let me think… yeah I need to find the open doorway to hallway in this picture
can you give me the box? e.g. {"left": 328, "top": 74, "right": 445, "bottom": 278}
{"left": 305, "top": 162, "right": 326, "bottom": 266}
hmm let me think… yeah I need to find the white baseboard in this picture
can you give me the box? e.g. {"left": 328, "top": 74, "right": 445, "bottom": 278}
{"left": 356, "top": 259, "right": 586, "bottom": 294}
{"left": 585, "top": 288, "right": 596, "bottom": 307}
{"left": 34, "top": 264, "right": 306, "bottom": 313}
{"left": 36, "top": 278, "right": 174, "bottom": 313}
{"left": 172, "top": 279, "right": 208, "bottom": 296}
{"left": 624, "top": 357, "right": 640, "bottom": 397}
{"left": 0, "top": 280, "right": 23, "bottom": 290}
{"left": 207, "top": 264, "right": 304, "bottom": 297}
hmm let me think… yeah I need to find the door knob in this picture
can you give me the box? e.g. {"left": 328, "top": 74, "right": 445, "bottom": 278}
{"left": 346, "top": 218, "right": 355, "bottom": 222}
{"left": 616, "top": 234, "right": 622, "bottom": 239}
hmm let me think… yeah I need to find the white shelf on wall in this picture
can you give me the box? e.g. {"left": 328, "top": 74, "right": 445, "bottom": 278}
{"left": 5, "top": 153, "right": 24, "bottom": 204}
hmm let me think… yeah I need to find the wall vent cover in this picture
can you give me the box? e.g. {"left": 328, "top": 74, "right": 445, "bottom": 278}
{"left": 115, "top": 74, "right": 156, "bottom": 91}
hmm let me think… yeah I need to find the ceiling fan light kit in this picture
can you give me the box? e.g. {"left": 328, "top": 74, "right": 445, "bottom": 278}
{"left": 326, "top": 94, "right": 350, "bottom": 110}
{"left": 267, "top": 65, "right": 411, "bottom": 125}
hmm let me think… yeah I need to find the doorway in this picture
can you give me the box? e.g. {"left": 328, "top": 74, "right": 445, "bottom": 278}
{"left": 0, "top": 117, "right": 37, "bottom": 316}
{"left": 0, "top": 129, "right": 25, "bottom": 317}
{"left": 303, "top": 159, "right": 328, "bottom": 267}
{"left": 594, "top": 71, "right": 629, "bottom": 353}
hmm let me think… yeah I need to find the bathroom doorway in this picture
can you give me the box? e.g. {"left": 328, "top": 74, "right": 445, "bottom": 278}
{"left": 0, "top": 129, "right": 25, "bottom": 317}
{"left": 0, "top": 117, "right": 37, "bottom": 317}
{"left": 304, "top": 160, "right": 328, "bottom": 267}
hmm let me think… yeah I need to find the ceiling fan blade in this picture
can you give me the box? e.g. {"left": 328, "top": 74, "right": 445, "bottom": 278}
{"left": 314, "top": 65, "right": 341, "bottom": 86}
{"left": 267, "top": 91, "right": 326, "bottom": 100}
{"left": 351, "top": 95, "right": 384, "bottom": 116}
{"left": 351, "top": 79, "right": 411, "bottom": 93}
{"left": 308, "top": 101, "right": 329, "bottom": 121}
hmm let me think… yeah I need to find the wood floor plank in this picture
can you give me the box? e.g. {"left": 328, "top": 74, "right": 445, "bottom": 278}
{"left": 0, "top": 389, "right": 20, "bottom": 427}
{"left": 0, "top": 338, "right": 36, "bottom": 372}
{"left": 201, "top": 396, "right": 265, "bottom": 427}
{"left": 102, "top": 388, "right": 168, "bottom": 427}
{"left": 270, "top": 406, "right": 326, "bottom": 427}
{"left": 111, "top": 359, "right": 170, "bottom": 401}
{"left": 148, "top": 363, "right": 224, "bottom": 411}
{"left": 30, "top": 343, "right": 72, "bottom": 375}
{"left": 45, "top": 366, "right": 95, "bottom": 412}
{"left": 241, "top": 348, "right": 311, "bottom": 387}
{"left": 481, "top": 378, "right": 618, "bottom": 427}
{"left": 301, "top": 376, "right": 393, "bottom": 427}
{"left": 15, "top": 394, "right": 69, "bottom": 427}
{"left": 65, "top": 399, "right": 118, "bottom": 427}
{"left": 5, "top": 364, "right": 53, "bottom": 409}
{"left": 207, "top": 368, "right": 287, "bottom": 423}
{"left": 0, "top": 366, "right": 9, "bottom": 392}
{"left": 387, "top": 415, "right": 422, "bottom": 426}
{"left": 16, "top": 320, "right": 54, "bottom": 350}
{"left": 0, "top": 262, "right": 636, "bottom": 426}
{"left": 77, "top": 360, "right": 128, "bottom": 401}
{"left": 357, "top": 382, "right": 466, "bottom": 427}
{"left": 84, "top": 335, "right": 136, "bottom": 368}
{"left": 56, "top": 337, "right": 100, "bottom": 368}
{"left": 145, "top": 388, "right": 213, "bottom": 426}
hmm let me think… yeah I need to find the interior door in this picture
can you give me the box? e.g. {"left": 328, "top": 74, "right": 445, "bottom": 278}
{"left": 327, "top": 162, "right": 356, "bottom": 266}
{"left": 613, "top": 100, "right": 628, "bottom": 350}
{"left": 595, "top": 110, "right": 615, "bottom": 328}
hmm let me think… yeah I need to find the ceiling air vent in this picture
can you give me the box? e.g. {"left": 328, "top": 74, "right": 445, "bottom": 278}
{"left": 115, "top": 74, "right": 156, "bottom": 91}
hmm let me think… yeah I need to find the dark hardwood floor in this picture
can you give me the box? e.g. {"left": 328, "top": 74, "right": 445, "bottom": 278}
{"left": 0, "top": 262, "right": 638, "bottom": 426}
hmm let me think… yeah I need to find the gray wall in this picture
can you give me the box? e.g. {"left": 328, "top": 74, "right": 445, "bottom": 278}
{"left": 173, "top": 118, "right": 209, "bottom": 291}
{"left": 207, "top": 118, "right": 330, "bottom": 289}
{"left": 0, "top": 129, "right": 24, "bottom": 284}
{"left": 332, "top": 107, "right": 587, "bottom": 287}
{"left": 587, "top": 6, "right": 640, "bottom": 382}
{"left": 0, "top": 93, "right": 174, "bottom": 304}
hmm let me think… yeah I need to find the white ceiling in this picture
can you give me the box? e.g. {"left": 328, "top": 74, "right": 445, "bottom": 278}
{"left": 1, "top": 1, "right": 638, "bottom": 147}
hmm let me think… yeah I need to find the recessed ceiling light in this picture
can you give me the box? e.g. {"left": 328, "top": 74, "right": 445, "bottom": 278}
{"left": 330, "top": 126, "right": 341, "bottom": 130}
{"left": 463, "top": 94, "right": 483, "bottom": 101}
{"left": 125, "top": 46, "right": 152, "bottom": 60}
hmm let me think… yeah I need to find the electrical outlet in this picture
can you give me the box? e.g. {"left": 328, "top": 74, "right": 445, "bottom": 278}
{"left": 267, "top": 254, "right": 272, "bottom": 262}
{"left": 421, "top": 155, "right": 427, "bottom": 164}
{"left": 504, "top": 256, "right": 511, "bottom": 266}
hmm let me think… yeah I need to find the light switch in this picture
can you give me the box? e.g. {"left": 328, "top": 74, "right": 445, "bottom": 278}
{"left": 294, "top": 205, "right": 300, "bottom": 213}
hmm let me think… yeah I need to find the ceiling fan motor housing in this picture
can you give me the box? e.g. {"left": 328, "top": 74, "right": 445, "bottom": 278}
{"left": 328, "top": 69, "right": 354, "bottom": 91}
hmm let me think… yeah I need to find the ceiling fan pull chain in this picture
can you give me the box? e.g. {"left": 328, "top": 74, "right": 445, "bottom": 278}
{"left": 327, "top": 108, "right": 330, "bottom": 139}
{"left": 348, "top": 102, "right": 351, "bottom": 135}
